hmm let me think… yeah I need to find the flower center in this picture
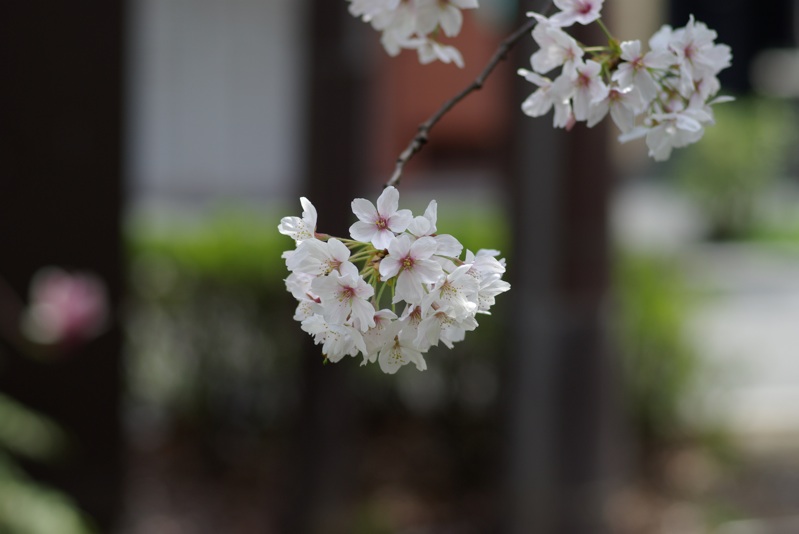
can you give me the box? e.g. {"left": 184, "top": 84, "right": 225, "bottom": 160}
{"left": 340, "top": 286, "right": 356, "bottom": 301}
{"left": 401, "top": 256, "right": 415, "bottom": 271}
{"left": 577, "top": 1, "right": 592, "bottom": 15}
{"left": 323, "top": 259, "right": 341, "bottom": 274}
{"left": 375, "top": 217, "right": 388, "bottom": 230}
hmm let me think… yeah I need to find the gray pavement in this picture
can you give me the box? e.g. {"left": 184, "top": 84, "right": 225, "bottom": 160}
{"left": 613, "top": 181, "right": 799, "bottom": 452}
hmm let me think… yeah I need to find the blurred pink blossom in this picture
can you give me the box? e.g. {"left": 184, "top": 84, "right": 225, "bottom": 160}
{"left": 21, "top": 267, "right": 109, "bottom": 347}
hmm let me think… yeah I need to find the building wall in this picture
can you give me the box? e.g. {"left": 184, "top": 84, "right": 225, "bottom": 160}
{"left": 126, "top": 0, "right": 306, "bottom": 211}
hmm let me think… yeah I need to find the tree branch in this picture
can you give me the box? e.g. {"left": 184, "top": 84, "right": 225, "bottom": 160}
{"left": 385, "top": 0, "right": 553, "bottom": 188}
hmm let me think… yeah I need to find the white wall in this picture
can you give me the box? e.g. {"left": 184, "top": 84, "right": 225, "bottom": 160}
{"left": 127, "top": 0, "right": 305, "bottom": 211}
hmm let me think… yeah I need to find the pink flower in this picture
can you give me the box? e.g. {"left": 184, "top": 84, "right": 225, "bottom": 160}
{"left": 21, "top": 268, "right": 108, "bottom": 346}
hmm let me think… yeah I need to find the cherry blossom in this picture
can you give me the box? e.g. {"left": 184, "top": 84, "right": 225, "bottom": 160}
{"left": 586, "top": 85, "right": 643, "bottom": 132}
{"left": 362, "top": 309, "right": 400, "bottom": 364}
{"left": 519, "top": 12, "right": 732, "bottom": 159}
{"left": 286, "top": 237, "right": 355, "bottom": 276}
{"left": 312, "top": 262, "right": 376, "bottom": 332}
{"left": 278, "top": 197, "right": 317, "bottom": 243}
{"left": 422, "top": 264, "right": 478, "bottom": 321}
{"left": 407, "top": 200, "right": 463, "bottom": 260}
{"left": 620, "top": 106, "right": 713, "bottom": 161}
{"left": 668, "top": 15, "right": 732, "bottom": 98}
{"left": 349, "top": 186, "right": 413, "bottom": 250}
{"left": 612, "top": 40, "right": 673, "bottom": 104}
{"left": 549, "top": 0, "right": 604, "bottom": 28}
{"left": 301, "top": 315, "right": 367, "bottom": 363}
{"left": 555, "top": 59, "right": 608, "bottom": 122}
{"left": 379, "top": 335, "right": 427, "bottom": 374}
{"left": 413, "top": 37, "right": 465, "bottom": 68}
{"left": 528, "top": 13, "right": 584, "bottom": 75}
{"left": 518, "top": 69, "right": 573, "bottom": 128}
{"left": 280, "top": 189, "right": 510, "bottom": 373}
{"left": 379, "top": 235, "right": 443, "bottom": 304}
{"left": 347, "top": 0, "right": 478, "bottom": 67}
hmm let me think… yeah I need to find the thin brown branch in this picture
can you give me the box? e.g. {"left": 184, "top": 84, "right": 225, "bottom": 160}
{"left": 385, "top": 0, "right": 554, "bottom": 188}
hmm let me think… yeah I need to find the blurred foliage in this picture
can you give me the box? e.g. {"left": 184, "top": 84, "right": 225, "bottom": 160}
{"left": 674, "top": 97, "right": 797, "bottom": 240}
{"left": 0, "top": 394, "right": 68, "bottom": 464}
{"left": 125, "top": 203, "right": 511, "bottom": 441}
{"left": 614, "top": 252, "right": 699, "bottom": 452}
{"left": 0, "top": 394, "right": 95, "bottom": 534}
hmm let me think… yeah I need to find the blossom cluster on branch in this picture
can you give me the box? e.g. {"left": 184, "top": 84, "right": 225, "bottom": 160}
{"left": 347, "top": 0, "right": 478, "bottom": 67}
{"left": 518, "top": 1, "right": 733, "bottom": 160}
{"left": 279, "top": 186, "right": 510, "bottom": 374}
{"left": 347, "top": 0, "right": 733, "bottom": 163}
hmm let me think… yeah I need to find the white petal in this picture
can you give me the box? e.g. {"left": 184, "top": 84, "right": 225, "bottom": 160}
{"left": 409, "top": 236, "right": 438, "bottom": 259}
{"left": 387, "top": 208, "right": 413, "bottom": 233}
{"left": 351, "top": 198, "right": 377, "bottom": 222}
{"left": 376, "top": 186, "right": 400, "bottom": 217}
{"left": 349, "top": 220, "right": 377, "bottom": 243}
{"left": 372, "top": 228, "right": 396, "bottom": 250}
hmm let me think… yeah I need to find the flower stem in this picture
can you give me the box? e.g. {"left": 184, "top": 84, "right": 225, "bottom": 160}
{"left": 596, "top": 18, "right": 614, "bottom": 42}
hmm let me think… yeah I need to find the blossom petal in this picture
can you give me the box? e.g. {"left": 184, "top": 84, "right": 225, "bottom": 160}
{"left": 376, "top": 186, "right": 400, "bottom": 217}
{"left": 351, "top": 198, "right": 377, "bottom": 222}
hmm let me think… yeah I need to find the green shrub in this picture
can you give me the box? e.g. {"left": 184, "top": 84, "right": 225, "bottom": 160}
{"left": 614, "top": 252, "right": 699, "bottom": 451}
{"left": 674, "top": 97, "right": 796, "bottom": 240}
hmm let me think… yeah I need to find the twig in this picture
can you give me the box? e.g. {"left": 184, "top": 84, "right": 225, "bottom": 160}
{"left": 385, "top": 0, "right": 554, "bottom": 188}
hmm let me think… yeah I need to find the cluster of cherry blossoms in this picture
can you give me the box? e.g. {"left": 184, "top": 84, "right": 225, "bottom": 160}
{"left": 279, "top": 186, "right": 510, "bottom": 374}
{"left": 519, "top": 0, "right": 733, "bottom": 160}
{"left": 347, "top": 0, "right": 478, "bottom": 68}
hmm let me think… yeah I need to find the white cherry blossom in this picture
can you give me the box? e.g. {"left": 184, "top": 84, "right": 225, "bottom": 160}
{"left": 350, "top": 186, "right": 413, "bottom": 250}
{"left": 415, "top": 0, "right": 463, "bottom": 37}
{"left": 422, "top": 264, "right": 478, "bottom": 321}
{"left": 347, "top": 0, "right": 477, "bottom": 67}
{"left": 348, "top": 0, "right": 400, "bottom": 21}
{"left": 301, "top": 315, "right": 367, "bottom": 363}
{"left": 612, "top": 40, "right": 673, "bottom": 104}
{"left": 379, "top": 235, "right": 443, "bottom": 304}
{"left": 587, "top": 85, "right": 643, "bottom": 133}
{"left": 407, "top": 200, "right": 464, "bottom": 259}
{"left": 620, "top": 106, "right": 713, "bottom": 161}
{"left": 555, "top": 59, "right": 608, "bottom": 122}
{"left": 518, "top": 69, "right": 572, "bottom": 128}
{"left": 414, "top": 38, "right": 465, "bottom": 68}
{"left": 528, "top": 14, "right": 584, "bottom": 75}
{"left": 286, "top": 237, "right": 354, "bottom": 277}
{"left": 464, "top": 250, "right": 511, "bottom": 313}
{"left": 362, "top": 309, "right": 401, "bottom": 364}
{"left": 549, "top": 0, "right": 604, "bottom": 27}
{"left": 312, "top": 262, "right": 376, "bottom": 332}
{"left": 438, "top": 312, "right": 478, "bottom": 348}
{"left": 668, "top": 16, "right": 732, "bottom": 97}
{"left": 278, "top": 197, "right": 317, "bottom": 243}
{"left": 379, "top": 335, "right": 427, "bottom": 374}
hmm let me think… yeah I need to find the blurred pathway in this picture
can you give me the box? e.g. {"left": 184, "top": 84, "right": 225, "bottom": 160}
{"left": 613, "top": 180, "right": 799, "bottom": 451}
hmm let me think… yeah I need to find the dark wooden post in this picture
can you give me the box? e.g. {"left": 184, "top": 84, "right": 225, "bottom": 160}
{"left": 0, "top": 1, "right": 125, "bottom": 530}
{"left": 504, "top": 18, "right": 622, "bottom": 534}
{"left": 279, "top": 1, "right": 367, "bottom": 533}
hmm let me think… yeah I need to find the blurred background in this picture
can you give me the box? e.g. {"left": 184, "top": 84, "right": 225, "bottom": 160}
{"left": 2, "top": 0, "right": 799, "bottom": 532}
